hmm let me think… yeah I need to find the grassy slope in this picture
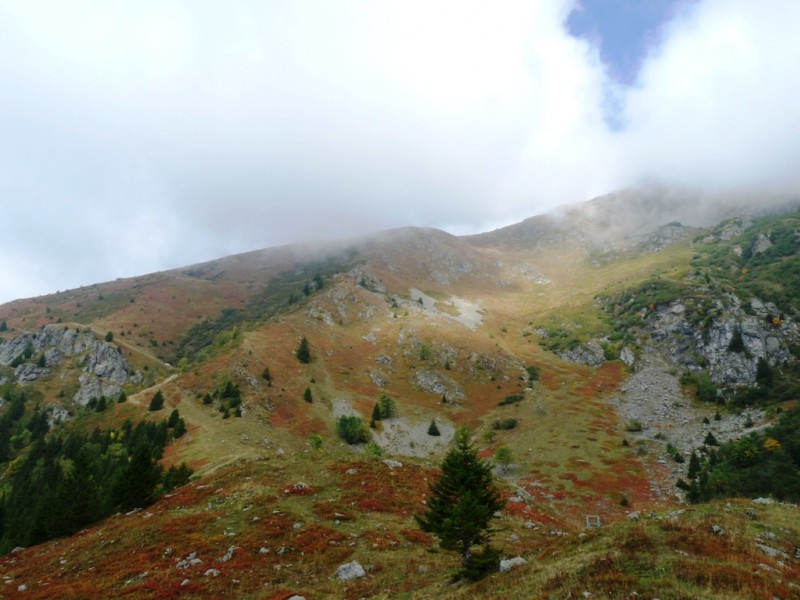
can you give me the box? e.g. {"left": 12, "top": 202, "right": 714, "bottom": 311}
{"left": 1, "top": 227, "right": 799, "bottom": 597}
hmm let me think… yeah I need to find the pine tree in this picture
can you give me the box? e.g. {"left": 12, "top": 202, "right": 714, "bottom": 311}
{"left": 415, "top": 428, "right": 505, "bottom": 581}
{"left": 728, "top": 326, "right": 745, "bottom": 353}
{"left": 148, "top": 390, "right": 165, "bottom": 411}
{"left": 427, "top": 419, "right": 441, "bottom": 436}
{"left": 703, "top": 431, "right": 719, "bottom": 446}
{"left": 296, "top": 336, "right": 311, "bottom": 364}
{"left": 173, "top": 418, "right": 187, "bottom": 439}
{"left": 687, "top": 450, "right": 701, "bottom": 480}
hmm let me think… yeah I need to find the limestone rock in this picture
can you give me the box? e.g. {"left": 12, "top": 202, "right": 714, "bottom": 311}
{"left": 336, "top": 560, "right": 366, "bottom": 581}
{"left": 499, "top": 556, "right": 527, "bottom": 572}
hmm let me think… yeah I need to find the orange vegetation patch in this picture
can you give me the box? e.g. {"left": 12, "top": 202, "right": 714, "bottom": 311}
{"left": 399, "top": 528, "right": 433, "bottom": 546}
{"left": 291, "top": 525, "right": 348, "bottom": 554}
{"left": 332, "top": 460, "right": 435, "bottom": 518}
{"left": 312, "top": 501, "right": 355, "bottom": 522}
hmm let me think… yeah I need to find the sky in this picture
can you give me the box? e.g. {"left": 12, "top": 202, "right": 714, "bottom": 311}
{"left": 2, "top": 0, "right": 800, "bottom": 303}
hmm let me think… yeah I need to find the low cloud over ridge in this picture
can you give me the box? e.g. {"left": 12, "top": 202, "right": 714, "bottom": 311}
{"left": 1, "top": 0, "right": 799, "bottom": 302}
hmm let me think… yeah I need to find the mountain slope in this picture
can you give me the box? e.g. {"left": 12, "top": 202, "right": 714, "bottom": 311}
{"left": 1, "top": 188, "right": 799, "bottom": 597}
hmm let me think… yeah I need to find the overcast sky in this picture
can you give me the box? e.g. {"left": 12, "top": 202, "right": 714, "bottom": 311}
{"left": 2, "top": 0, "right": 800, "bottom": 303}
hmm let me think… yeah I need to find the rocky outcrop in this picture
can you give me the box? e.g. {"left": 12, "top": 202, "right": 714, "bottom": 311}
{"left": 643, "top": 298, "right": 798, "bottom": 385}
{"left": 0, "top": 324, "right": 139, "bottom": 406}
{"left": 413, "top": 369, "right": 464, "bottom": 403}
{"left": 557, "top": 340, "right": 606, "bottom": 367}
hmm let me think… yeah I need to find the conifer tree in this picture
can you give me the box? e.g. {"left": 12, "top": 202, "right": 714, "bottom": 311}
{"left": 687, "top": 450, "right": 701, "bottom": 480}
{"left": 427, "top": 419, "right": 441, "bottom": 436}
{"left": 416, "top": 428, "right": 505, "bottom": 581}
{"left": 148, "top": 390, "right": 165, "bottom": 411}
{"left": 303, "top": 387, "right": 313, "bottom": 403}
{"left": 296, "top": 336, "right": 311, "bottom": 364}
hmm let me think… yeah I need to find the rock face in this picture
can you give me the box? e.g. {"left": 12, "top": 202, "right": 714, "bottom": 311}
{"left": 413, "top": 369, "right": 464, "bottom": 403}
{"left": 558, "top": 340, "right": 606, "bottom": 367}
{"left": 0, "top": 324, "right": 138, "bottom": 406}
{"left": 644, "top": 298, "right": 798, "bottom": 385}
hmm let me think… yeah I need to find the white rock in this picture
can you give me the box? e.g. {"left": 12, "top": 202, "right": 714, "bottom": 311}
{"left": 753, "top": 497, "right": 774, "bottom": 505}
{"left": 336, "top": 560, "right": 366, "bottom": 581}
{"left": 204, "top": 569, "right": 220, "bottom": 577}
{"left": 499, "top": 556, "right": 527, "bottom": 572}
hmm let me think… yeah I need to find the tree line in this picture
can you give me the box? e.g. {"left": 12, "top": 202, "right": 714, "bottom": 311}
{"left": 0, "top": 384, "right": 191, "bottom": 554}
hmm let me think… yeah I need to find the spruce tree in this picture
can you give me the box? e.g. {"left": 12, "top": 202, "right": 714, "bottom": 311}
{"left": 148, "top": 390, "right": 165, "bottom": 411}
{"left": 296, "top": 336, "right": 311, "bottom": 364}
{"left": 687, "top": 450, "right": 701, "bottom": 480}
{"left": 303, "top": 387, "right": 313, "bottom": 403}
{"left": 427, "top": 419, "right": 441, "bottom": 436}
{"left": 416, "top": 428, "right": 505, "bottom": 581}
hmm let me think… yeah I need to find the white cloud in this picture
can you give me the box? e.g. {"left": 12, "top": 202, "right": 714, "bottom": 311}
{"left": 621, "top": 0, "right": 800, "bottom": 191}
{"left": 1, "top": 0, "right": 799, "bottom": 303}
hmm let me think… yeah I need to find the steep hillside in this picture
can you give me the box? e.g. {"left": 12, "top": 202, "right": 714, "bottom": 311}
{"left": 1, "top": 189, "right": 799, "bottom": 597}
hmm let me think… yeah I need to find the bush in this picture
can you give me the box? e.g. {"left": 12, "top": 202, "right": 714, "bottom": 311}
{"left": 624, "top": 420, "right": 643, "bottom": 432}
{"left": 377, "top": 395, "right": 397, "bottom": 419}
{"left": 492, "top": 418, "right": 518, "bottom": 430}
{"left": 303, "top": 387, "right": 313, "bottom": 403}
{"left": 498, "top": 394, "right": 524, "bottom": 406}
{"left": 525, "top": 365, "right": 540, "bottom": 381}
{"left": 336, "top": 416, "right": 370, "bottom": 444}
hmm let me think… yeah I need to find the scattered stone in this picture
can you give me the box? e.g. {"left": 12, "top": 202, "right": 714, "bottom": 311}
{"left": 711, "top": 524, "right": 724, "bottom": 536}
{"left": 382, "top": 459, "right": 403, "bottom": 469}
{"left": 221, "top": 546, "right": 239, "bottom": 562}
{"left": 287, "top": 596, "right": 306, "bottom": 600}
{"left": 180, "top": 579, "right": 191, "bottom": 587}
{"left": 336, "top": 560, "right": 366, "bottom": 581}
{"left": 758, "top": 531, "right": 778, "bottom": 542}
{"left": 259, "top": 547, "right": 270, "bottom": 554}
{"left": 753, "top": 497, "right": 774, "bottom": 505}
{"left": 499, "top": 556, "right": 527, "bottom": 572}
{"left": 346, "top": 468, "right": 358, "bottom": 475}
{"left": 626, "top": 512, "right": 640, "bottom": 521}
{"left": 745, "top": 508, "right": 757, "bottom": 519}
{"left": 176, "top": 552, "right": 203, "bottom": 569}
{"left": 509, "top": 533, "right": 520, "bottom": 542}
{"left": 204, "top": 569, "right": 220, "bottom": 577}
{"left": 17, "top": 584, "right": 27, "bottom": 592}
{"left": 757, "top": 544, "right": 790, "bottom": 560}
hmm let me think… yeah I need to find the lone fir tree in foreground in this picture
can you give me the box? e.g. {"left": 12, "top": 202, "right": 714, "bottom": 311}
{"left": 416, "top": 428, "right": 505, "bottom": 581}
